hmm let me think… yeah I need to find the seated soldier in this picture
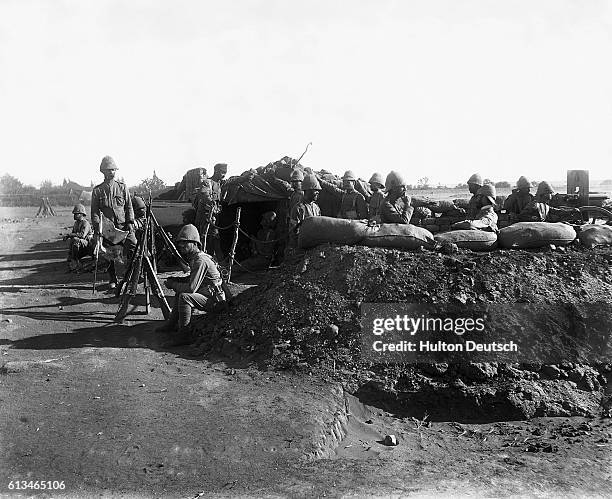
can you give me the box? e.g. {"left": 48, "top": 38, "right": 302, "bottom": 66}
{"left": 519, "top": 181, "right": 581, "bottom": 222}
{"left": 234, "top": 211, "right": 278, "bottom": 274}
{"left": 157, "top": 224, "right": 226, "bottom": 346}
{"left": 504, "top": 176, "right": 534, "bottom": 221}
{"left": 380, "top": 171, "right": 414, "bottom": 224}
{"left": 131, "top": 196, "right": 147, "bottom": 237}
{"left": 452, "top": 183, "right": 498, "bottom": 231}
{"left": 465, "top": 173, "right": 484, "bottom": 218}
{"left": 64, "top": 204, "right": 93, "bottom": 271}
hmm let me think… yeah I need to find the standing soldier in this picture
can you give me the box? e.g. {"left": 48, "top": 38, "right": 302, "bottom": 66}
{"left": 205, "top": 163, "right": 228, "bottom": 261}
{"left": 91, "top": 155, "right": 136, "bottom": 291}
{"left": 288, "top": 174, "right": 322, "bottom": 249}
{"left": 320, "top": 170, "right": 368, "bottom": 220}
{"left": 288, "top": 169, "right": 305, "bottom": 216}
{"left": 380, "top": 171, "right": 414, "bottom": 224}
{"left": 64, "top": 203, "right": 93, "bottom": 271}
{"left": 368, "top": 172, "right": 385, "bottom": 223}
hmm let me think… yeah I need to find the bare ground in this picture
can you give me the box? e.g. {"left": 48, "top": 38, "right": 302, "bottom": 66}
{"left": 0, "top": 207, "right": 611, "bottom": 498}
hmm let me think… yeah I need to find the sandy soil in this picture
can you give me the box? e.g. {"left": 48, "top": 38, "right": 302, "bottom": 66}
{"left": 0, "top": 207, "right": 610, "bottom": 498}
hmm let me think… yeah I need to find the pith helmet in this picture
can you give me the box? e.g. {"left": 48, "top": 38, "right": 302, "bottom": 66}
{"left": 214, "top": 163, "right": 228, "bottom": 173}
{"left": 302, "top": 174, "right": 321, "bottom": 191}
{"left": 385, "top": 171, "right": 406, "bottom": 190}
{"left": 477, "top": 183, "right": 497, "bottom": 205}
{"left": 132, "top": 196, "right": 146, "bottom": 210}
{"left": 536, "top": 181, "right": 555, "bottom": 196}
{"left": 467, "top": 173, "right": 483, "bottom": 186}
{"left": 342, "top": 170, "right": 357, "bottom": 181}
{"left": 368, "top": 172, "right": 385, "bottom": 187}
{"left": 72, "top": 204, "right": 86, "bottom": 215}
{"left": 516, "top": 176, "right": 531, "bottom": 190}
{"left": 175, "top": 224, "right": 201, "bottom": 248}
{"left": 289, "top": 169, "right": 305, "bottom": 182}
{"left": 99, "top": 156, "right": 118, "bottom": 172}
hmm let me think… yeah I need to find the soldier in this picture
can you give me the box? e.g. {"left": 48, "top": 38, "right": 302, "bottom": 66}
{"left": 453, "top": 183, "right": 499, "bottom": 231}
{"left": 320, "top": 170, "right": 368, "bottom": 219}
{"left": 380, "top": 171, "right": 414, "bottom": 224}
{"left": 182, "top": 208, "right": 196, "bottom": 226}
{"left": 288, "top": 174, "right": 322, "bottom": 249}
{"left": 288, "top": 169, "right": 305, "bottom": 216}
{"left": 368, "top": 172, "right": 385, "bottom": 223}
{"left": 519, "top": 181, "right": 580, "bottom": 222}
{"left": 131, "top": 196, "right": 147, "bottom": 236}
{"left": 90, "top": 155, "right": 136, "bottom": 291}
{"left": 205, "top": 163, "right": 228, "bottom": 261}
{"left": 466, "top": 173, "right": 484, "bottom": 219}
{"left": 233, "top": 211, "right": 279, "bottom": 274}
{"left": 504, "top": 176, "right": 534, "bottom": 220}
{"left": 157, "top": 224, "right": 226, "bottom": 346}
{"left": 64, "top": 204, "right": 93, "bottom": 271}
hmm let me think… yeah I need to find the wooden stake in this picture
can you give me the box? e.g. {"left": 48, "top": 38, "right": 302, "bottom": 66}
{"left": 227, "top": 207, "right": 241, "bottom": 282}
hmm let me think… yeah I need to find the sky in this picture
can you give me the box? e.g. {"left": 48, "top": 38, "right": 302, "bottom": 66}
{"left": 1, "top": 0, "right": 611, "bottom": 189}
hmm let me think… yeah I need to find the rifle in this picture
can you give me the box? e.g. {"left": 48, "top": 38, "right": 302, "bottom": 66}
{"left": 92, "top": 235, "right": 100, "bottom": 295}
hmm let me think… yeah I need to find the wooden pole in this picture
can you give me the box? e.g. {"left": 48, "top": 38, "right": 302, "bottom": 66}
{"left": 227, "top": 207, "right": 241, "bottom": 282}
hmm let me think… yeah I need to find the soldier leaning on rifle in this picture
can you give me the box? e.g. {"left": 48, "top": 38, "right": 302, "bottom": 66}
{"left": 156, "top": 224, "right": 226, "bottom": 347}
{"left": 518, "top": 181, "right": 581, "bottom": 222}
{"left": 90, "top": 156, "right": 137, "bottom": 291}
{"left": 380, "top": 171, "right": 414, "bottom": 224}
{"left": 64, "top": 204, "right": 93, "bottom": 271}
{"left": 202, "top": 163, "right": 228, "bottom": 262}
{"left": 319, "top": 170, "right": 368, "bottom": 220}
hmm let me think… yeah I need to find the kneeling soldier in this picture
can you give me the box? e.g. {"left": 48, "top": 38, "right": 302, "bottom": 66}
{"left": 64, "top": 204, "right": 93, "bottom": 271}
{"left": 157, "top": 224, "right": 226, "bottom": 346}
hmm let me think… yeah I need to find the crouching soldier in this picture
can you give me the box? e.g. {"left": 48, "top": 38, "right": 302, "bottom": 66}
{"left": 157, "top": 224, "right": 226, "bottom": 347}
{"left": 519, "top": 181, "right": 581, "bottom": 222}
{"left": 64, "top": 204, "right": 93, "bottom": 271}
{"left": 452, "top": 183, "right": 498, "bottom": 231}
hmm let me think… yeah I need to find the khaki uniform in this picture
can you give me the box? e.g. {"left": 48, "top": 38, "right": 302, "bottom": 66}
{"left": 288, "top": 200, "right": 321, "bottom": 248}
{"left": 504, "top": 190, "right": 534, "bottom": 217}
{"left": 380, "top": 196, "right": 413, "bottom": 224}
{"left": 368, "top": 191, "right": 385, "bottom": 222}
{"left": 320, "top": 180, "right": 368, "bottom": 219}
{"left": 68, "top": 218, "right": 93, "bottom": 260}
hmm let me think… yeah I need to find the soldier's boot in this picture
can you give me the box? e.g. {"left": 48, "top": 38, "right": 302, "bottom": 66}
{"left": 155, "top": 307, "right": 179, "bottom": 333}
{"left": 161, "top": 302, "right": 192, "bottom": 347}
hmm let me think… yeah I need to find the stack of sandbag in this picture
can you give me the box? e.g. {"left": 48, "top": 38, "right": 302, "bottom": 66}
{"left": 578, "top": 225, "right": 612, "bottom": 248}
{"left": 434, "top": 230, "right": 498, "bottom": 251}
{"left": 498, "top": 222, "right": 577, "bottom": 249}
{"left": 299, "top": 216, "right": 369, "bottom": 248}
{"left": 362, "top": 224, "right": 435, "bottom": 249}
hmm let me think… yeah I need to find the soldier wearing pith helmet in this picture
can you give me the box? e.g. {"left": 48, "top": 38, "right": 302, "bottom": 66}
{"left": 90, "top": 155, "right": 137, "bottom": 290}
{"left": 466, "top": 172, "right": 484, "bottom": 218}
{"left": 380, "top": 171, "right": 414, "bottom": 224}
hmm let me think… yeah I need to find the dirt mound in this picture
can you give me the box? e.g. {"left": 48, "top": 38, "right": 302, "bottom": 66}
{"left": 192, "top": 244, "right": 612, "bottom": 421}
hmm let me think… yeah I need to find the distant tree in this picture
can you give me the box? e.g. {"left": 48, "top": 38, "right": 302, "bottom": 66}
{"left": 495, "top": 181, "right": 511, "bottom": 188}
{"left": 602, "top": 179, "right": 612, "bottom": 185}
{"left": 0, "top": 174, "right": 24, "bottom": 195}
{"left": 483, "top": 178, "right": 493, "bottom": 185}
{"left": 40, "top": 179, "right": 54, "bottom": 193}
{"left": 416, "top": 177, "right": 430, "bottom": 189}
{"left": 132, "top": 170, "right": 167, "bottom": 197}
{"left": 456, "top": 182, "right": 468, "bottom": 189}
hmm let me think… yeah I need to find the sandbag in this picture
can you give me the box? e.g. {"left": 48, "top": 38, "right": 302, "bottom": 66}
{"left": 498, "top": 222, "right": 576, "bottom": 249}
{"left": 435, "top": 230, "right": 498, "bottom": 251}
{"left": 578, "top": 225, "right": 612, "bottom": 248}
{"left": 362, "top": 224, "right": 435, "bottom": 249}
{"left": 298, "top": 216, "right": 369, "bottom": 248}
